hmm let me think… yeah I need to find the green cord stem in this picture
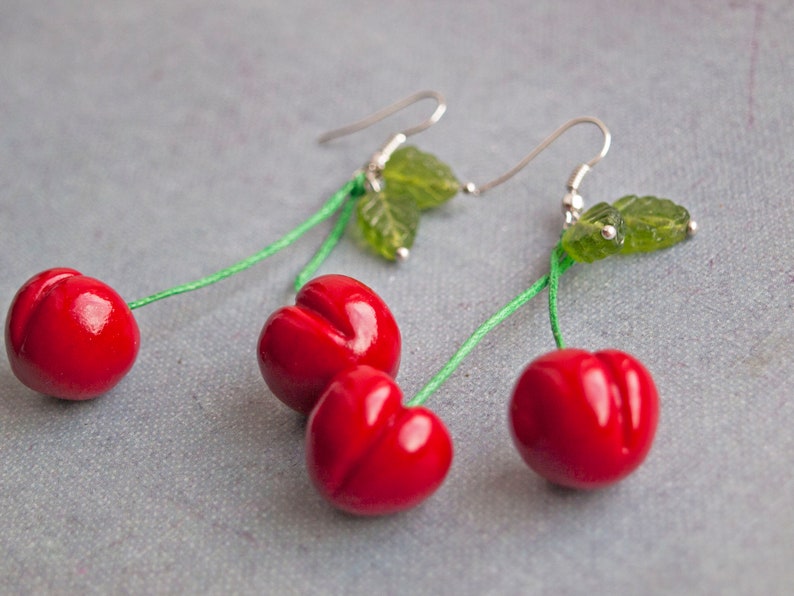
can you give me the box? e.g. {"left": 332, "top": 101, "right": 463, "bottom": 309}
{"left": 127, "top": 173, "right": 366, "bottom": 310}
{"left": 293, "top": 193, "right": 358, "bottom": 291}
{"left": 407, "top": 243, "right": 575, "bottom": 407}
{"left": 548, "top": 242, "right": 574, "bottom": 349}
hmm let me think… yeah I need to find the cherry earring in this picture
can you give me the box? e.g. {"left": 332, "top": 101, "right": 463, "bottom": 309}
{"left": 442, "top": 116, "right": 697, "bottom": 489}
{"left": 4, "top": 91, "right": 458, "bottom": 401}
{"left": 270, "top": 116, "right": 696, "bottom": 516}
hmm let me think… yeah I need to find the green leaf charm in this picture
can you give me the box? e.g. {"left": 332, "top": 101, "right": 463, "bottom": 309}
{"left": 381, "top": 146, "right": 460, "bottom": 210}
{"left": 561, "top": 202, "right": 626, "bottom": 263}
{"left": 613, "top": 195, "right": 691, "bottom": 254}
{"left": 356, "top": 187, "right": 420, "bottom": 260}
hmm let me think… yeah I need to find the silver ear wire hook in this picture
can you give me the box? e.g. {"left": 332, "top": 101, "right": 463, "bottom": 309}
{"left": 318, "top": 90, "right": 447, "bottom": 143}
{"left": 318, "top": 90, "right": 447, "bottom": 192}
{"left": 462, "top": 116, "right": 611, "bottom": 228}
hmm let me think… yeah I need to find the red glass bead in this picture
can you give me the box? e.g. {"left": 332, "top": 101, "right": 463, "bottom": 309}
{"left": 5, "top": 268, "right": 140, "bottom": 400}
{"left": 257, "top": 275, "right": 401, "bottom": 415}
{"left": 509, "top": 348, "right": 659, "bottom": 489}
{"left": 306, "top": 365, "right": 452, "bottom": 515}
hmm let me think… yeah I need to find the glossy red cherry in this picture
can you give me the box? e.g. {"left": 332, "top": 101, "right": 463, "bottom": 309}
{"left": 306, "top": 365, "right": 453, "bottom": 516}
{"left": 5, "top": 268, "right": 140, "bottom": 400}
{"left": 509, "top": 348, "right": 659, "bottom": 489}
{"left": 257, "top": 274, "right": 401, "bottom": 415}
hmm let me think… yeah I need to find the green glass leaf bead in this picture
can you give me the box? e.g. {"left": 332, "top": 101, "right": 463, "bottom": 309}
{"left": 356, "top": 187, "right": 420, "bottom": 261}
{"left": 613, "top": 195, "right": 691, "bottom": 254}
{"left": 561, "top": 202, "right": 626, "bottom": 263}
{"left": 381, "top": 146, "right": 460, "bottom": 210}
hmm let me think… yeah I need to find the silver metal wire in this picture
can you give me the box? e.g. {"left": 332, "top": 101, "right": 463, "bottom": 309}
{"left": 318, "top": 90, "right": 447, "bottom": 144}
{"left": 464, "top": 116, "right": 611, "bottom": 196}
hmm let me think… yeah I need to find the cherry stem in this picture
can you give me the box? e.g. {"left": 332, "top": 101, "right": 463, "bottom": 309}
{"left": 127, "top": 173, "right": 366, "bottom": 310}
{"left": 407, "top": 243, "right": 575, "bottom": 407}
{"left": 293, "top": 193, "right": 358, "bottom": 291}
{"left": 549, "top": 242, "right": 573, "bottom": 349}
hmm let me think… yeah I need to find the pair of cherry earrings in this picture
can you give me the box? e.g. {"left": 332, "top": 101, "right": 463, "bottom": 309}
{"left": 4, "top": 91, "right": 696, "bottom": 515}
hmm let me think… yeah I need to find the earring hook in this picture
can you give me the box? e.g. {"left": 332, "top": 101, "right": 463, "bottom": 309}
{"left": 318, "top": 90, "right": 447, "bottom": 144}
{"left": 318, "top": 91, "right": 447, "bottom": 193}
{"left": 462, "top": 116, "right": 611, "bottom": 227}
{"left": 463, "top": 116, "right": 612, "bottom": 195}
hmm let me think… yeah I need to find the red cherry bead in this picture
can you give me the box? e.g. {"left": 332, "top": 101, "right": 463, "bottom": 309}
{"left": 306, "top": 365, "right": 453, "bottom": 516}
{"left": 257, "top": 274, "right": 401, "bottom": 415}
{"left": 5, "top": 268, "right": 140, "bottom": 400}
{"left": 509, "top": 348, "right": 659, "bottom": 489}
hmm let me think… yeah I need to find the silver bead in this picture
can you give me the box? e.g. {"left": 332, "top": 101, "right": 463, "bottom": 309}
{"left": 395, "top": 247, "right": 410, "bottom": 262}
{"left": 562, "top": 191, "right": 584, "bottom": 214}
{"left": 563, "top": 210, "right": 579, "bottom": 229}
{"left": 687, "top": 220, "right": 699, "bottom": 237}
{"left": 600, "top": 224, "right": 618, "bottom": 240}
{"left": 462, "top": 181, "right": 479, "bottom": 195}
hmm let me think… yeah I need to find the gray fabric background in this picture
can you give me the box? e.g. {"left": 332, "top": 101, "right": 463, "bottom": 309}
{"left": 1, "top": 1, "right": 792, "bottom": 594}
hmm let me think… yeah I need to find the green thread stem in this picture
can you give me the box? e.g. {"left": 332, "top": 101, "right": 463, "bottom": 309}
{"left": 127, "top": 173, "right": 365, "bottom": 310}
{"left": 293, "top": 193, "right": 358, "bottom": 291}
{"left": 549, "top": 242, "right": 574, "bottom": 349}
{"left": 408, "top": 244, "right": 575, "bottom": 407}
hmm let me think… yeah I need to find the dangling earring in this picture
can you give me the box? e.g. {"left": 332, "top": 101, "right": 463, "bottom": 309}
{"left": 262, "top": 116, "right": 696, "bottom": 516}
{"left": 4, "top": 91, "right": 457, "bottom": 401}
{"left": 434, "top": 116, "right": 697, "bottom": 490}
